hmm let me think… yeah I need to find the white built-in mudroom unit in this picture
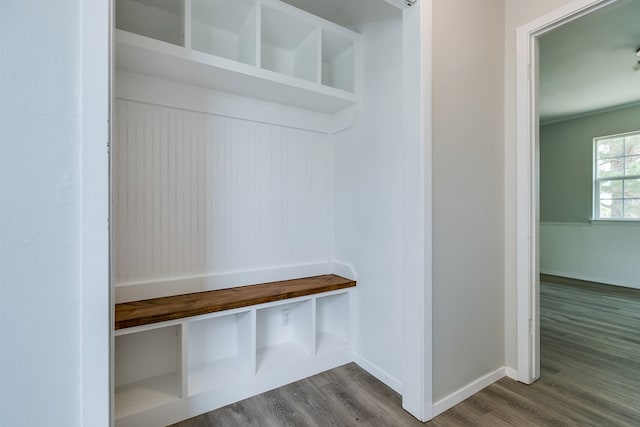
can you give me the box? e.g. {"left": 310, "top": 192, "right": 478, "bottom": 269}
{"left": 112, "top": 0, "right": 427, "bottom": 426}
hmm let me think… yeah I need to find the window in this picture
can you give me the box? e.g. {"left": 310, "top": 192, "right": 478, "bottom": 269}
{"left": 594, "top": 131, "right": 640, "bottom": 220}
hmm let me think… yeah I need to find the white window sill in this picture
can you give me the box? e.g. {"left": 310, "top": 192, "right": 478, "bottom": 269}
{"left": 590, "top": 219, "right": 640, "bottom": 225}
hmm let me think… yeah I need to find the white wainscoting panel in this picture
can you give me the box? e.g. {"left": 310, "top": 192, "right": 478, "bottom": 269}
{"left": 113, "top": 99, "right": 331, "bottom": 295}
{"left": 540, "top": 222, "right": 640, "bottom": 289}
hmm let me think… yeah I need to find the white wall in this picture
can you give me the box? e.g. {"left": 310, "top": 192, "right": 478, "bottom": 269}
{"left": 0, "top": 1, "right": 83, "bottom": 425}
{"left": 333, "top": 14, "right": 405, "bottom": 390}
{"left": 541, "top": 222, "right": 640, "bottom": 288}
{"left": 503, "top": 0, "right": 581, "bottom": 369}
{"left": 431, "top": 0, "right": 506, "bottom": 402}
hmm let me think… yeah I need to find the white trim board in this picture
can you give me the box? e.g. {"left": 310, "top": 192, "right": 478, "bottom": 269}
{"left": 541, "top": 270, "right": 640, "bottom": 290}
{"left": 515, "top": 0, "right": 621, "bottom": 386}
{"left": 81, "top": 1, "right": 111, "bottom": 426}
{"left": 400, "top": 0, "right": 433, "bottom": 421}
{"left": 432, "top": 367, "right": 506, "bottom": 417}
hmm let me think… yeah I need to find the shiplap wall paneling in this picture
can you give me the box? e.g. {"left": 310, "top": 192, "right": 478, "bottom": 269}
{"left": 113, "top": 99, "right": 331, "bottom": 291}
{"left": 540, "top": 222, "right": 640, "bottom": 289}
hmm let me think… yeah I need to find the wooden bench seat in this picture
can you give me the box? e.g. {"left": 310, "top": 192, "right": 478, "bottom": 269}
{"left": 115, "top": 274, "right": 356, "bottom": 330}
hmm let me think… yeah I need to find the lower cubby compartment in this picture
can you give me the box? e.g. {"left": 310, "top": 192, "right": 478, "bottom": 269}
{"left": 187, "top": 311, "right": 254, "bottom": 396}
{"left": 316, "top": 292, "right": 350, "bottom": 355}
{"left": 115, "top": 325, "right": 182, "bottom": 419}
{"left": 256, "top": 300, "right": 313, "bottom": 373}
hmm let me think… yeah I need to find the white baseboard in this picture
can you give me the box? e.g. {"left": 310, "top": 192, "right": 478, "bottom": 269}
{"left": 353, "top": 353, "right": 402, "bottom": 394}
{"left": 432, "top": 367, "right": 506, "bottom": 417}
{"left": 505, "top": 366, "right": 518, "bottom": 380}
{"left": 541, "top": 269, "right": 640, "bottom": 290}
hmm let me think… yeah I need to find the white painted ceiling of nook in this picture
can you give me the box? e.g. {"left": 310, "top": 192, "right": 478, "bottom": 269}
{"left": 539, "top": 0, "right": 640, "bottom": 123}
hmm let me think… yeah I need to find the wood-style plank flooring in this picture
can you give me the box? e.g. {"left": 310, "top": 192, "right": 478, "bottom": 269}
{"left": 171, "top": 276, "right": 640, "bottom": 426}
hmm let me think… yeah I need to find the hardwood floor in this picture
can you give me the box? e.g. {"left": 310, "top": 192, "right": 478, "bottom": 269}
{"left": 171, "top": 276, "right": 640, "bottom": 426}
{"left": 170, "top": 363, "right": 424, "bottom": 427}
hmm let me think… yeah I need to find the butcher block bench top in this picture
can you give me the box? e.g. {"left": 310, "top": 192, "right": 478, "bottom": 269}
{"left": 115, "top": 274, "right": 356, "bottom": 330}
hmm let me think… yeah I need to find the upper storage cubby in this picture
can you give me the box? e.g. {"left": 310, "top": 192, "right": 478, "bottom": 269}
{"left": 191, "top": 0, "right": 257, "bottom": 65}
{"left": 260, "top": 6, "right": 318, "bottom": 83}
{"left": 114, "top": 0, "right": 360, "bottom": 115}
{"left": 116, "top": 0, "right": 185, "bottom": 46}
{"left": 321, "top": 29, "right": 355, "bottom": 93}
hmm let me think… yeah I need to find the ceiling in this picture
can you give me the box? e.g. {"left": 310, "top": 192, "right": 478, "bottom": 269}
{"left": 539, "top": 0, "right": 640, "bottom": 123}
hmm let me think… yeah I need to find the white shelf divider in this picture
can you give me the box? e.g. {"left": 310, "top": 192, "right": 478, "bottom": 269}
{"left": 249, "top": 309, "right": 258, "bottom": 375}
{"left": 184, "top": 0, "right": 192, "bottom": 50}
{"left": 180, "top": 322, "right": 189, "bottom": 398}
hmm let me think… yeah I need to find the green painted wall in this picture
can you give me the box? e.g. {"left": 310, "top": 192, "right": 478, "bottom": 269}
{"left": 540, "top": 105, "right": 640, "bottom": 222}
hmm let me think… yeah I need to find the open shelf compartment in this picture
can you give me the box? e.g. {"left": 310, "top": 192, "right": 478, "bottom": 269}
{"left": 191, "top": 0, "right": 257, "bottom": 65}
{"left": 316, "top": 292, "right": 350, "bottom": 355}
{"left": 256, "top": 300, "right": 312, "bottom": 373}
{"left": 114, "top": 325, "right": 182, "bottom": 419}
{"left": 116, "top": 0, "right": 185, "bottom": 46}
{"left": 187, "top": 311, "right": 253, "bottom": 396}
{"left": 260, "top": 5, "right": 319, "bottom": 83}
{"left": 321, "top": 29, "right": 355, "bottom": 93}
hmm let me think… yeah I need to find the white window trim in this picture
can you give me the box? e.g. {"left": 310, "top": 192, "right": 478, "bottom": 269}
{"left": 592, "top": 130, "right": 640, "bottom": 221}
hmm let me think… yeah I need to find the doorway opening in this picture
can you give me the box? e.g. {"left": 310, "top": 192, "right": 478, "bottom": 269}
{"left": 516, "top": 0, "right": 637, "bottom": 384}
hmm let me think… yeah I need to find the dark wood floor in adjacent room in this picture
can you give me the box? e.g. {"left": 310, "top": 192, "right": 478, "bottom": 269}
{"left": 171, "top": 275, "right": 640, "bottom": 426}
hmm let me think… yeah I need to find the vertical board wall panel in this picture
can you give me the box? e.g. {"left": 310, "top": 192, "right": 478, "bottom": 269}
{"left": 113, "top": 99, "right": 330, "bottom": 288}
{"left": 540, "top": 222, "right": 640, "bottom": 289}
